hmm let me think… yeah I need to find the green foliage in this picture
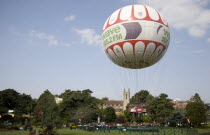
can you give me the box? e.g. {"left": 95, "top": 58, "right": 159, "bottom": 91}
{"left": 103, "top": 107, "right": 116, "bottom": 122}
{"left": 145, "top": 93, "right": 174, "bottom": 125}
{"left": 145, "top": 94, "right": 157, "bottom": 122}
{"left": 190, "top": 93, "right": 203, "bottom": 103}
{"left": 0, "top": 88, "right": 208, "bottom": 130}
{"left": 186, "top": 93, "right": 207, "bottom": 127}
{"left": 0, "top": 89, "right": 20, "bottom": 114}
{"left": 59, "top": 89, "right": 100, "bottom": 124}
{"left": 142, "top": 115, "right": 151, "bottom": 123}
{"left": 130, "top": 90, "right": 149, "bottom": 103}
{"left": 33, "top": 90, "right": 60, "bottom": 127}
{"left": 0, "top": 89, "right": 34, "bottom": 126}
{"left": 72, "top": 107, "right": 97, "bottom": 124}
{"left": 123, "top": 110, "right": 132, "bottom": 122}
{"left": 135, "top": 116, "right": 143, "bottom": 123}
{"left": 167, "top": 112, "right": 185, "bottom": 127}
{"left": 116, "top": 115, "right": 125, "bottom": 123}
{"left": 156, "top": 93, "right": 174, "bottom": 124}
{"left": 15, "top": 94, "right": 36, "bottom": 118}
{"left": 186, "top": 102, "right": 207, "bottom": 127}
{"left": 101, "top": 97, "right": 109, "bottom": 102}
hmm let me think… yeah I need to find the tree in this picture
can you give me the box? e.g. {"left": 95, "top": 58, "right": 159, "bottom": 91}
{"left": 130, "top": 90, "right": 149, "bottom": 104}
{"left": 142, "top": 115, "right": 152, "bottom": 123}
{"left": 205, "top": 104, "right": 210, "bottom": 123}
{"left": 0, "top": 89, "right": 34, "bottom": 126}
{"left": 135, "top": 116, "right": 143, "bottom": 123}
{"left": 186, "top": 93, "right": 207, "bottom": 127}
{"left": 59, "top": 89, "right": 100, "bottom": 124}
{"left": 15, "top": 94, "right": 32, "bottom": 114}
{"left": 33, "top": 90, "right": 60, "bottom": 127}
{"left": 72, "top": 107, "right": 97, "bottom": 124}
{"left": 116, "top": 115, "right": 125, "bottom": 123}
{"left": 145, "top": 95, "right": 158, "bottom": 123}
{"left": 101, "top": 97, "right": 109, "bottom": 102}
{"left": 155, "top": 93, "right": 174, "bottom": 125}
{"left": 190, "top": 93, "right": 202, "bottom": 103}
{"left": 167, "top": 112, "right": 185, "bottom": 127}
{"left": 0, "top": 89, "right": 20, "bottom": 114}
{"left": 103, "top": 107, "right": 116, "bottom": 122}
{"left": 145, "top": 93, "right": 174, "bottom": 125}
{"left": 123, "top": 110, "right": 132, "bottom": 122}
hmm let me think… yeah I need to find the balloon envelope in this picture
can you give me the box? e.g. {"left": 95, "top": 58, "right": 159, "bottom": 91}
{"left": 102, "top": 5, "right": 170, "bottom": 69}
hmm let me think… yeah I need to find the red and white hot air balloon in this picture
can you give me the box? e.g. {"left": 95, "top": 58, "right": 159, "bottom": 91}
{"left": 102, "top": 5, "right": 170, "bottom": 69}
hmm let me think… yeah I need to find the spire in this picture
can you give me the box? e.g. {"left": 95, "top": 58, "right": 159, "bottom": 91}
{"left": 123, "top": 88, "right": 130, "bottom": 111}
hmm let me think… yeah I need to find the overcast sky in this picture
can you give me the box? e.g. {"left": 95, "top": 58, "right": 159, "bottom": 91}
{"left": 0, "top": 0, "right": 210, "bottom": 102}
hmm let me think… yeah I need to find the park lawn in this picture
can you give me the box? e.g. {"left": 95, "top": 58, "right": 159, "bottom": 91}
{"left": 1, "top": 128, "right": 210, "bottom": 135}
{"left": 58, "top": 129, "right": 210, "bottom": 135}
{"left": 58, "top": 129, "right": 154, "bottom": 135}
{"left": 197, "top": 128, "right": 210, "bottom": 134}
{"left": 0, "top": 131, "right": 28, "bottom": 135}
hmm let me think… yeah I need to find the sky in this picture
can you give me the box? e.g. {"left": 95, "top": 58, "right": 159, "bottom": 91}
{"left": 0, "top": 0, "right": 210, "bottom": 102}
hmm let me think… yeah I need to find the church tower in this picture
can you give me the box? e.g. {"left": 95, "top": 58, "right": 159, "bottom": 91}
{"left": 123, "top": 88, "right": 130, "bottom": 111}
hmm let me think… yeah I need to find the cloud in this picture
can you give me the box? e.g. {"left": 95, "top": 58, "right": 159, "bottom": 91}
{"left": 138, "top": 0, "right": 210, "bottom": 38}
{"left": 64, "top": 15, "right": 76, "bottom": 22}
{"left": 192, "top": 49, "right": 206, "bottom": 54}
{"left": 207, "top": 38, "right": 210, "bottom": 43}
{"left": 30, "top": 30, "right": 58, "bottom": 46}
{"left": 74, "top": 28, "right": 102, "bottom": 46}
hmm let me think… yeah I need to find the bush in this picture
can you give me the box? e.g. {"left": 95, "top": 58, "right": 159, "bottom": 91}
{"left": 38, "top": 124, "right": 58, "bottom": 135}
{"left": 8, "top": 126, "right": 20, "bottom": 130}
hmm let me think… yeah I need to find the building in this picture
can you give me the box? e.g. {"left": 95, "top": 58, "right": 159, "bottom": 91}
{"left": 123, "top": 89, "right": 130, "bottom": 111}
{"left": 103, "top": 89, "right": 130, "bottom": 115}
{"left": 103, "top": 100, "right": 124, "bottom": 115}
{"left": 55, "top": 97, "right": 63, "bottom": 104}
{"left": 172, "top": 100, "right": 188, "bottom": 109}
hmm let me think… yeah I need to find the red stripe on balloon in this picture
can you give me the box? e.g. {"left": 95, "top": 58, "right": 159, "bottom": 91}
{"left": 103, "top": 5, "right": 169, "bottom": 32}
{"left": 106, "top": 40, "right": 166, "bottom": 54}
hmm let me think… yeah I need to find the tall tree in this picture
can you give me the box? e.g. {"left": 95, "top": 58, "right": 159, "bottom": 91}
{"left": 103, "top": 107, "right": 116, "bottom": 122}
{"left": 123, "top": 110, "right": 132, "bottom": 122}
{"left": 186, "top": 93, "right": 207, "bottom": 127}
{"left": 145, "top": 94, "right": 158, "bottom": 122}
{"left": 155, "top": 93, "right": 174, "bottom": 125}
{"left": 0, "top": 89, "right": 20, "bottom": 114}
{"left": 59, "top": 89, "right": 100, "bottom": 124}
{"left": 190, "top": 93, "right": 202, "bottom": 103}
{"left": 146, "top": 93, "right": 174, "bottom": 124}
{"left": 15, "top": 93, "right": 35, "bottom": 114}
{"left": 33, "top": 90, "right": 60, "bottom": 127}
{"left": 72, "top": 107, "right": 97, "bottom": 124}
{"left": 130, "top": 90, "right": 149, "bottom": 104}
{"left": 0, "top": 89, "right": 35, "bottom": 125}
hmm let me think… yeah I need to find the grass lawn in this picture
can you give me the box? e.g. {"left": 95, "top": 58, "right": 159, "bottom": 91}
{"left": 197, "top": 128, "right": 210, "bottom": 134}
{"left": 58, "top": 129, "right": 155, "bottom": 135}
{"left": 0, "top": 131, "right": 28, "bottom": 135}
{"left": 0, "top": 128, "right": 210, "bottom": 135}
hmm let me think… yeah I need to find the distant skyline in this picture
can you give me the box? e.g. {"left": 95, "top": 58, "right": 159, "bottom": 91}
{"left": 0, "top": 0, "right": 210, "bottom": 102}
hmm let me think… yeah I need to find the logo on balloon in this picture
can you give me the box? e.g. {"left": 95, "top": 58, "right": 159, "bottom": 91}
{"left": 122, "top": 22, "right": 142, "bottom": 40}
{"left": 102, "top": 26, "right": 123, "bottom": 47}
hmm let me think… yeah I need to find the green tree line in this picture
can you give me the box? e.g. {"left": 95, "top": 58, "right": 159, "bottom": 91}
{"left": 0, "top": 88, "right": 209, "bottom": 129}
